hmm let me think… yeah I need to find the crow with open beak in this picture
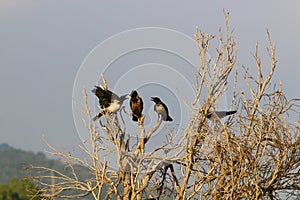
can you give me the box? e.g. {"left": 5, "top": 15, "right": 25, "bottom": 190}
{"left": 151, "top": 97, "right": 173, "bottom": 121}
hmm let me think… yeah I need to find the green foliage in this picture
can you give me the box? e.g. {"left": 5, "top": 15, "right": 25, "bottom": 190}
{"left": 0, "top": 178, "right": 43, "bottom": 200}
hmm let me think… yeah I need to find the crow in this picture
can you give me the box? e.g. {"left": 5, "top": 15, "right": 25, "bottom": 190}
{"left": 129, "top": 90, "right": 144, "bottom": 122}
{"left": 92, "top": 85, "right": 128, "bottom": 121}
{"left": 151, "top": 97, "right": 173, "bottom": 121}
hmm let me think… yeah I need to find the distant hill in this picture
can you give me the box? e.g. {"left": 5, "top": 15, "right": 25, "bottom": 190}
{"left": 0, "top": 143, "right": 14, "bottom": 151}
{"left": 0, "top": 143, "right": 90, "bottom": 184}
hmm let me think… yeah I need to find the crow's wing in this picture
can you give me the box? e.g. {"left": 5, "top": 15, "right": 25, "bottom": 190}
{"left": 92, "top": 86, "right": 119, "bottom": 108}
{"left": 162, "top": 102, "right": 173, "bottom": 121}
{"left": 161, "top": 102, "right": 169, "bottom": 115}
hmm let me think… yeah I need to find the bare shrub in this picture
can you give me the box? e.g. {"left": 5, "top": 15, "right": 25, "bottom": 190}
{"left": 30, "top": 13, "right": 299, "bottom": 200}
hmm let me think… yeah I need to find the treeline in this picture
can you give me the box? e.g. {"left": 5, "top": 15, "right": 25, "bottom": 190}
{"left": 0, "top": 143, "right": 92, "bottom": 199}
{"left": 0, "top": 143, "right": 90, "bottom": 184}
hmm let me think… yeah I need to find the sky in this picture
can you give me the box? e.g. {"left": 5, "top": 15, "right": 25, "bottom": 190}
{"left": 0, "top": 1, "right": 299, "bottom": 153}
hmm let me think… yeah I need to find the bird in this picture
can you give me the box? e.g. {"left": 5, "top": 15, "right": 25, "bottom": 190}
{"left": 206, "top": 110, "right": 237, "bottom": 119}
{"left": 129, "top": 90, "right": 144, "bottom": 122}
{"left": 151, "top": 97, "right": 173, "bottom": 121}
{"left": 92, "top": 85, "right": 128, "bottom": 121}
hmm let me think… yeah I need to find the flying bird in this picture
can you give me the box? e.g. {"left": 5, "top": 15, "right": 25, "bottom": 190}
{"left": 129, "top": 90, "right": 144, "bottom": 122}
{"left": 206, "top": 110, "right": 237, "bottom": 119}
{"left": 92, "top": 85, "right": 128, "bottom": 121}
{"left": 151, "top": 97, "right": 173, "bottom": 121}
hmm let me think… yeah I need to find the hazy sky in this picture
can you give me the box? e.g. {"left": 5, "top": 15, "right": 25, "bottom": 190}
{"left": 0, "top": 1, "right": 299, "bottom": 153}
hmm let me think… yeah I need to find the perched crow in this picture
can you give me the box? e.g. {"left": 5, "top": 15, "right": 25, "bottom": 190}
{"left": 92, "top": 85, "right": 128, "bottom": 121}
{"left": 151, "top": 97, "right": 173, "bottom": 121}
{"left": 129, "top": 90, "right": 143, "bottom": 122}
{"left": 206, "top": 110, "right": 237, "bottom": 119}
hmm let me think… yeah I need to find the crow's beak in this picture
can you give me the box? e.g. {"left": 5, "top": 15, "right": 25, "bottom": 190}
{"left": 150, "top": 97, "right": 156, "bottom": 102}
{"left": 130, "top": 91, "right": 135, "bottom": 97}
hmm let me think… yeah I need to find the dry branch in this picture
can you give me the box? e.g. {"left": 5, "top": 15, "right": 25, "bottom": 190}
{"left": 30, "top": 13, "right": 300, "bottom": 200}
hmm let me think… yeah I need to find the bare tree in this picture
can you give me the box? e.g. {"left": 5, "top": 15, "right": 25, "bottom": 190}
{"left": 31, "top": 12, "right": 299, "bottom": 200}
